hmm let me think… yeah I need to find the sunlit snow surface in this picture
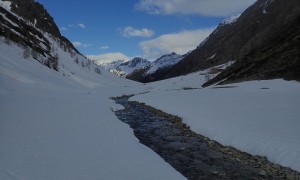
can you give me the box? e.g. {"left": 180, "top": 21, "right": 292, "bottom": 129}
{"left": 131, "top": 74, "right": 300, "bottom": 172}
{"left": 0, "top": 40, "right": 185, "bottom": 180}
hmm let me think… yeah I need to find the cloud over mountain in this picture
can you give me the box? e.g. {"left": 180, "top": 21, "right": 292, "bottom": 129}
{"left": 140, "top": 28, "right": 214, "bottom": 59}
{"left": 87, "top": 52, "right": 130, "bottom": 64}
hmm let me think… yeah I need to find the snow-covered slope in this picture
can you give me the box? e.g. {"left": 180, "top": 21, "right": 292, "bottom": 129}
{"left": 0, "top": 37, "right": 185, "bottom": 180}
{"left": 111, "top": 57, "right": 150, "bottom": 77}
{"left": 131, "top": 71, "right": 300, "bottom": 172}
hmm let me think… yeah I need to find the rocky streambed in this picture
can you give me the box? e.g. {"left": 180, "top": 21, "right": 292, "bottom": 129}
{"left": 113, "top": 95, "right": 300, "bottom": 180}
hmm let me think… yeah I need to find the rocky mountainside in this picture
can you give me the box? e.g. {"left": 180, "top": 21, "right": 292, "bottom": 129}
{"left": 0, "top": 0, "right": 88, "bottom": 71}
{"left": 204, "top": 0, "right": 300, "bottom": 86}
{"left": 126, "top": 52, "right": 183, "bottom": 83}
{"left": 147, "top": 0, "right": 300, "bottom": 85}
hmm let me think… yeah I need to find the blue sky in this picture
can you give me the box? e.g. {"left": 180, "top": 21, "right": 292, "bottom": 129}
{"left": 36, "top": 0, "right": 256, "bottom": 62}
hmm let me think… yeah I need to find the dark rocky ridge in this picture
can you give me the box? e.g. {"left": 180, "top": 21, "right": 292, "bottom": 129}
{"left": 10, "top": 0, "right": 59, "bottom": 38}
{"left": 126, "top": 67, "right": 148, "bottom": 82}
{"left": 9, "top": 0, "right": 79, "bottom": 54}
{"left": 0, "top": 0, "right": 80, "bottom": 70}
{"left": 144, "top": 0, "right": 300, "bottom": 85}
{"left": 204, "top": 1, "right": 300, "bottom": 86}
{"left": 0, "top": 4, "right": 51, "bottom": 55}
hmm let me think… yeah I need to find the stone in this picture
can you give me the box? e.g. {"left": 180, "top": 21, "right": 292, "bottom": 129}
{"left": 259, "top": 170, "right": 267, "bottom": 176}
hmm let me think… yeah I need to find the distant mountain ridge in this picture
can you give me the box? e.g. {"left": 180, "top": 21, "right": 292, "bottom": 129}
{"left": 99, "top": 60, "right": 126, "bottom": 71}
{"left": 109, "top": 57, "right": 150, "bottom": 77}
{"left": 100, "top": 52, "right": 184, "bottom": 82}
{"left": 126, "top": 52, "right": 183, "bottom": 83}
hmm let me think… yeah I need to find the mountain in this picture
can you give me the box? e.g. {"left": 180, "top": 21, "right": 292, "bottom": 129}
{"left": 145, "top": 0, "right": 300, "bottom": 85}
{"left": 126, "top": 52, "right": 183, "bottom": 83}
{"left": 203, "top": 0, "right": 300, "bottom": 86}
{"left": 109, "top": 57, "right": 150, "bottom": 77}
{"left": 98, "top": 59, "right": 126, "bottom": 71}
{"left": 146, "top": 52, "right": 183, "bottom": 75}
{"left": 104, "top": 53, "right": 183, "bottom": 82}
{"left": 0, "top": 0, "right": 88, "bottom": 72}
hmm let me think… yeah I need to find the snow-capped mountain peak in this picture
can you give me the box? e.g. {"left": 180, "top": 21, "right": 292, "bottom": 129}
{"left": 98, "top": 59, "right": 126, "bottom": 71}
{"left": 110, "top": 57, "right": 150, "bottom": 77}
{"left": 147, "top": 52, "right": 183, "bottom": 75}
{"left": 104, "top": 53, "right": 183, "bottom": 81}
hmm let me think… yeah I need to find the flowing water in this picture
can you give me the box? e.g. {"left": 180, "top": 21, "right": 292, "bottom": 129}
{"left": 113, "top": 95, "right": 299, "bottom": 179}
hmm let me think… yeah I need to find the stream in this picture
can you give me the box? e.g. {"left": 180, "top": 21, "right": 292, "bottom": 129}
{"left": 113, "top": 95, "right": 299, "bottom": 180}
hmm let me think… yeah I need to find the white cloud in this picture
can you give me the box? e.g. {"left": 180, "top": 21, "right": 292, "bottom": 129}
{"left": 100, "top": 46, "right": 110, "bottom": 50}
{"left": 140, "top": 28, "right": 215, "bottom": 59}
{"left": 68, "top": 24, "right": 75, "bottom": 28}
{"left": 121, "top": 26, "right": 154, "bottom": 38}
{"left": 135, "top": 0, "right": 256, "bottom": 17}
{"left": 61, "top": 27, "right": 68, "bottom": 31}
{"left": 78, "top": 23, "right": 86, "bottom": 29}
{"left": 72, "top": 41, "right": 82, "bottom": 47}
{"left": 72, "top": 41, "right": 92, "bottom": 48}
{"left": 87, "top": 52, "right": 130, "bottom": 65}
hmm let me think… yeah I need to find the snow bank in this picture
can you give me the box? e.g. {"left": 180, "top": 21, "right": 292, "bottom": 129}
{"left": 110, "top": 99, "right": 125, "bottom": 111}
{"left": 131, "top": 79, "right": 300, "bottom": 172}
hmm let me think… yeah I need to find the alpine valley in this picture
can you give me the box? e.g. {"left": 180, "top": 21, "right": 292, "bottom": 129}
{"left": 1, "top": 0, "right": 300, "bottom": 179}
